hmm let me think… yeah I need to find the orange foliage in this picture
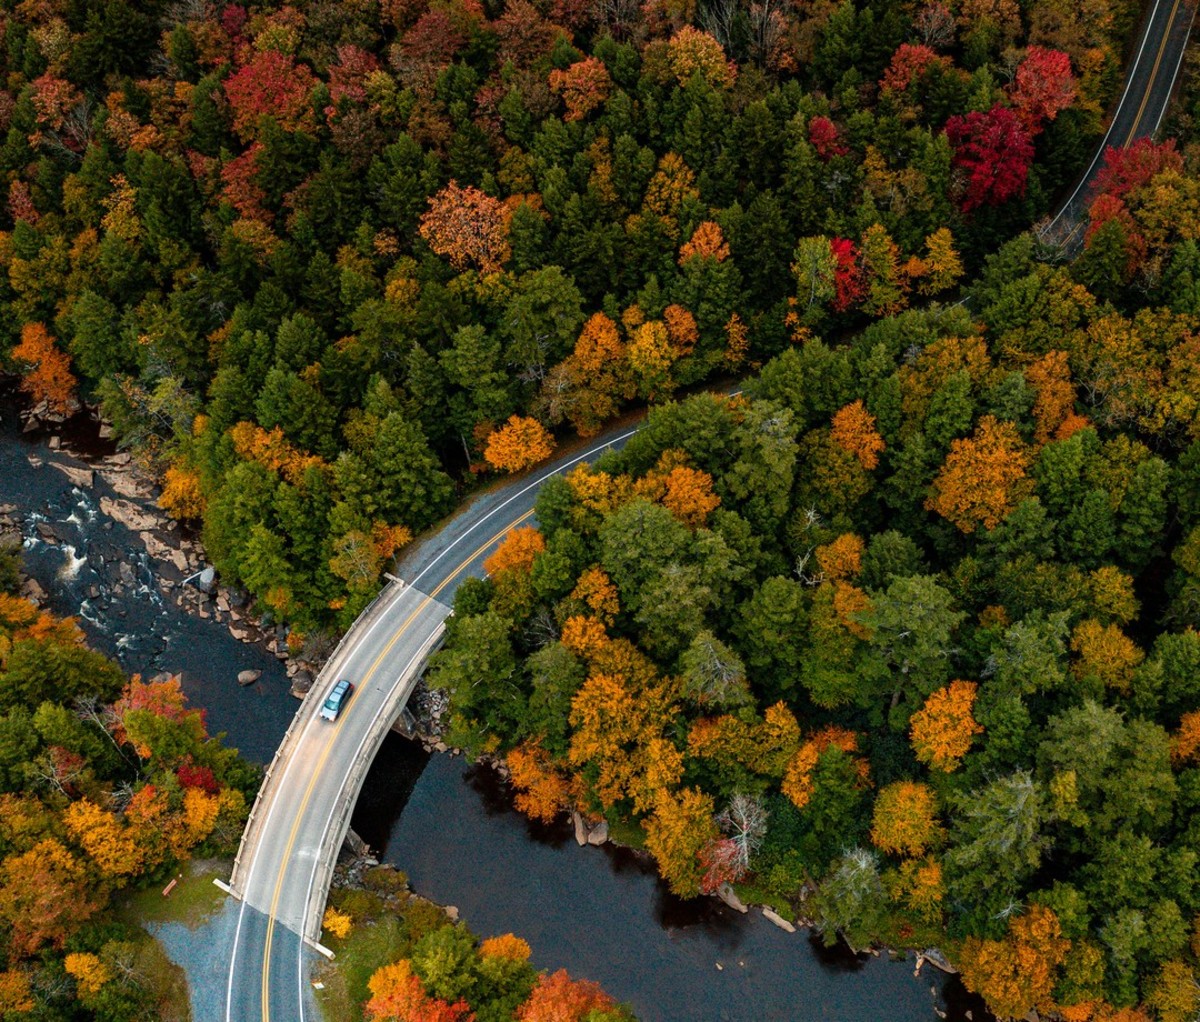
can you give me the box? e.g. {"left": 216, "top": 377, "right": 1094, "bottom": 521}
{"left": 484, "top": 415, "right": 555, "bottom": 473}
{"left": 888, "top": 857, "right": 945, "bottom": 919}
{"left": 63, "top": 799, "right": 144, "bottom": 881}
{"left": 781, "top": 726, "right": 867, "bottom": 810}
{"left": 1026, "top": 350, "right": 1078, "bottom": 445}
{"left": 518, "top": 969, "right": 616, "bottom": 1022}
{"left": 110, "top": 676, "right": 201, "bottom": 757}
{"left": 480, "top": 933, "right": 532, "bottom": 962}
{"left": 365, "top": 959, "right": 473, "bottom": 1022}
{"left": 662, "top": 304, "right": 698, "bottom": 356}
{"left": 0, "top": 838, "right": 104, "bottom": 957}
{"left": 372, "top": 521, "right": 415, "bottom": 560}
{"left": 815, "top": 533, "right": 864, "bottom": 582}
{"left": 679, "top": 221, "right": 730, "bottom": 263}
{"left": 419, "top": 180, "right": 511, "bottom": 274}
{"left": 925, "top": 415, "right": 1032, "bottom": 533}
{"left": 11, "top": 322, "right": 76, "bottom": 414}
{"left": 568, "top": 670, "right": 676, "bottom": 809}
{"left": 0, "top": 968, "right": 33, "bottom": 1012}
{"left": 548, "top": 57, "right": 612, "bottom": 121}
{"left": 228, "top": 421, "right": 327, "bottom": 485}
{"left": 569, "top": 566, "right": 619, "bottom": 624}
{"left": 323, "top": 907, "right": 352, "bottom": 940}
{"left": 832, "top": 581, "right": 872, "bottom": 639}
{"left": 910, "top": 680, "right": 983, "bottom": 772}
{"left": 560, "top": 615, "right": 609, "bottom": 659}
{"left": 658, "top": 464, "right": 720, "bottom": 528}
{"left": 483, "top": 526, "right": 546, "bottom": 577}
{"left": 158, "top": 461, "right": 206, "bottom": 520}
{"left": 1070, "top": 619, "right": 1144, "bottom": 692}
{"left": 830, "top": 400, "right": 885, "bottom": 470}
{"left": 958, "top": 905, "right": 1070, "bottom": 1020}
{"left": 1171, "top": 710, "right": 1200, "bottom": 765}
{"left": 506, "top": 741, "right": 572, "bottom": 823}
{"left": 870, "top": 781, "right": 942, "bottom": 857}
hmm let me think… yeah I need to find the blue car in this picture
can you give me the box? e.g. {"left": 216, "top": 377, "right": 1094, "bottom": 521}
{"left": 319, "top": 679, "right": 354, "bottom": 721}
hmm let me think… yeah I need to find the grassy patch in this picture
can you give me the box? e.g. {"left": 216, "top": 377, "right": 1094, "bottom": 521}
{"left": 731, "top": 881, "right": 798, "bottom": 922}
{"left": 314, "top": 915, "right": 409, "bottom": 1022}
{"left": 604, "top": 815, "right": 647, "bottom": 850}
{"left": 115, "top": 858, "right": 229, "bottom": 930}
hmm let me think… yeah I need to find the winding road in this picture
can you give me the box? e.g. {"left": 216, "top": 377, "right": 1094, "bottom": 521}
{"left": 220, "top": 1, "right": 1196, "bottom": 1015}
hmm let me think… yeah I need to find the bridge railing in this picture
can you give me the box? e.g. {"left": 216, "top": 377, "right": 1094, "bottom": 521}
{"left": 301, "top": 616, "right": 449, "bottom": 941}
{"left": 228, "top": 578, "right": 406, "bottom": 896}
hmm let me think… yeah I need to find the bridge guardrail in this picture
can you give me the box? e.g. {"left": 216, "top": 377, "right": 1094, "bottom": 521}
{"left": 229, "top": 579, "right": 406, "bottom": 895}
{"left": 302, "top": 615, "right": 449, "bottom": 940}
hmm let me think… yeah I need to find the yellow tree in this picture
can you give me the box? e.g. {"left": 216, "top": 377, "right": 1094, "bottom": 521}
{"left": 870, "top": 781, "right": 942, "bottom": 857}
{"left": 568, "top": 566, "right": 619, "bottom": 624}
{"left": 815, "top": 533, "right": 864, "bottom": 582}
{"left": 63, "top": 799, "right": 144, "bottom": 882}
{"left": 419, "top": 180, "right": 511, "bottom": 273}
{"left": 1070, "top": 620, "right": 1144, "bottom": 693}
{"left": 506, "top": 741, "right": 572, "bottom": 823}
{"left": 925, "top": 415, "right": 1032, "bottom": 533}
{"left": 643, "top": 786, "right": 718, "bottom": 896}
{"left": 909, "top": 680, "right": 983, "bottom": 772}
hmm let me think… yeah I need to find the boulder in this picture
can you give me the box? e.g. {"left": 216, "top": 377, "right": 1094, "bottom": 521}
{"left": 99, "top": 497, "right": 161, "bottom": 532}
{"left": 48, "top": 436, "right": 60, "bottom": 450}
{"left": 217, "top": 593, "right": 231, "bottom": 612}
{"left": 197, "top": 566, "right": 215, "bottom": 592}
{"left": 26, "top": 454, "right": 42, "bottom": 467}
{"left": 289, "top": 670, "right": 314, "bottom": 698}
{"left": 35, "top": 522, "right": 59, "bottom": 543}
{"left": 572, "top": 811, "right": 587, "bottom": 847}
{"left": 237, "top": 669, "right": 262, "bottom": 686}
{"left": 20, "top": 578, "right": 46, "bottom": 604}
{"left": 716, "top": 884, "right": 748, "bottom": 913}
{"left": 762, "top": 907, "right": 796, "bottom": 933}
{"left": 98, "top": 423, "right": 114, "bottom": 439}
{"left": 444, "top": 906, "right": 459, "bottom": 922}
{"left": 229, "top": 624, "right": 254, "bottom": 641}
{"left": 586, "top": 820, "right": 609, "bottom": 846}
{"left": 139, "top": 531, "right": 173, "bottom": 561}
{"left": 49, "top": 462, "right": 93, "bottom": 488}
{"left": 170, "top": 549, "right": 188, "bottom": 572}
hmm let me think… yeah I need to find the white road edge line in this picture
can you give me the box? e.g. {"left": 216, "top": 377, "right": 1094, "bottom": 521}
{"left": 224, "top": 587, "right": 410, "bottom": 1022}
{"left": 296, "top": 628, "right": 445, "bottom": 1021}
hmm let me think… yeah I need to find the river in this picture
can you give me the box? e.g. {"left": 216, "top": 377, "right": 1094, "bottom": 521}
{"left": 0, "top": 393, "right": 984, "bottom": 1022}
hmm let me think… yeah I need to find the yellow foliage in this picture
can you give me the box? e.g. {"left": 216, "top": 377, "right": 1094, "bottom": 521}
{"left": 158, "top": 461, "right": 205, "bottom": 520}
{"left": 782, "top": 726, "right": 866, "bottom": 810}
{"left": 643, "top": 786, "right": 718, "bottom": 897}
{"left": 830, "top": 400, "right": 885, "bottom": 470}
{"left": 569, "top": 567, "right": 619, "bottom": 624}
{"left": 480, "top": 933, "right": 532, "bottom": 962}
{"left": 1070, "top": 619, "right": 1144, "bottom": 692}
{"left": 870, "top": 781, "right": 942, "bottom": 857}
{"left": 322, "top": 907, "right": 352, "bottom": 940}
{"left": 507, "top": 741, "right": 572, "bottom": 824}
{"left": 63, "top": 799, "right": 144, "bottom": 881}
{"left": 560, "top": 615, "right": 609, "bottom": 660}
{"left": 925, "top": 415, "right": 1032, "bottom": 533}
{"left": 0, "top": 968, "right": 33, "bottom": 1012}
{"left": 64, "top": 952, "right": 110, "bottom": 996}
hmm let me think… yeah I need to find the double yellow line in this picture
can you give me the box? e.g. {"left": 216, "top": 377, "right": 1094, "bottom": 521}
{"left": 1124, "top": 0, "right": 1185, "bottom": 147}
{"left": 259, "top": 507, "right": 536, "bottom": 1020}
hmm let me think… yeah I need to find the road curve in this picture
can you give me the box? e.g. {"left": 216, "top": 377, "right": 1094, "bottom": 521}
{"left": 223, "top": 420, "right": 645, "bottom": 1022}
{"left": 1041, "top": 0, "right": 1195, "bottom": 248}
{"left": 222, "top": 3, "right": 1198, "bottom": 1015}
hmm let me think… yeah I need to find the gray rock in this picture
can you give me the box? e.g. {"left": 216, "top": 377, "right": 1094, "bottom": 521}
{"left": 26, "top": 453, "right": 42, "bottom": 467}
{"left": 289, "top": 670, "right": 314, "bottom": 698}
{"left": 48, "top": 436, "right": 60, "bottom": 450}
{"left": 98, "top": 423, "right": 114, "bottom": 439}
{"left": 198, "top": 567, "right": 216, "bottom": 592}
{"left": 586, "top": 820, "right": 609, "bottom": 846}
{"left": 444, "top": 906, "right": 459, "bottom": 922}
{"left": 49, "top": 462, "right": 93, "bottom": 488}
{"left": 572, "top": 811, "right": 587, "bottom": 847}
{"left": 35, "top": 522, "right": 58, "bottom": 543}
{"left": 20, "top": 578, "right": 46, "bottom": 604}
{"left": 762, "top": 907, "right": 796, "bottom": 933}
{"left": 716, "top": 884, "right": 748, "bottom": 913}
{"left": 237, "top": 669, "right": 261, "bottom": 686}
{"left": 170, "top": 549, "right": 188, "bottom": 572}
{"left": 99, "top": 497, "right": 161, "bottom": 532}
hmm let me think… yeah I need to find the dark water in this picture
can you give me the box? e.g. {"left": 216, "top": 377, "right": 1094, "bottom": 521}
{"left": 2, "top": 390, "right": 986, "bottom": 1022}
{"left": 367, "top": 754, "right": 987, "bottom": 1022}
{"left": 0, "top": 393, "right": 295, "bottom": 763}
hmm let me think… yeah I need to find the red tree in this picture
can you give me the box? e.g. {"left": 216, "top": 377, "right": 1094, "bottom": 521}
{"left": 224, "top": 50, "right": 317, "bottom": 140}
{"left": 830, "top": 237, "right": 866, "bottom": 312}
{"left": 1010, "top": 47, "right": 1077, "bottom": 132}
{"left": 1092, "top": 138, "right": 1183, "bottom": 200}
{"left": 944, "top": 105, "right": 1034, "bottom": 211}
{"left": 808, "top": 116, "right": 847, "bottom": 160}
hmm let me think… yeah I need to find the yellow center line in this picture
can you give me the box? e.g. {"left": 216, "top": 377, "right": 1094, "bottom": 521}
{"left": 1123, "top": 0, "right": 1185, "bottom": 147}
{"left": 259, "top": 506, "right": 537, "bottom": 1019}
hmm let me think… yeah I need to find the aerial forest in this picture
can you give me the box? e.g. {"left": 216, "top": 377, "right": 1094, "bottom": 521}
{"left": 4, "top": 0, "right": 1200, "bottom": 1018}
